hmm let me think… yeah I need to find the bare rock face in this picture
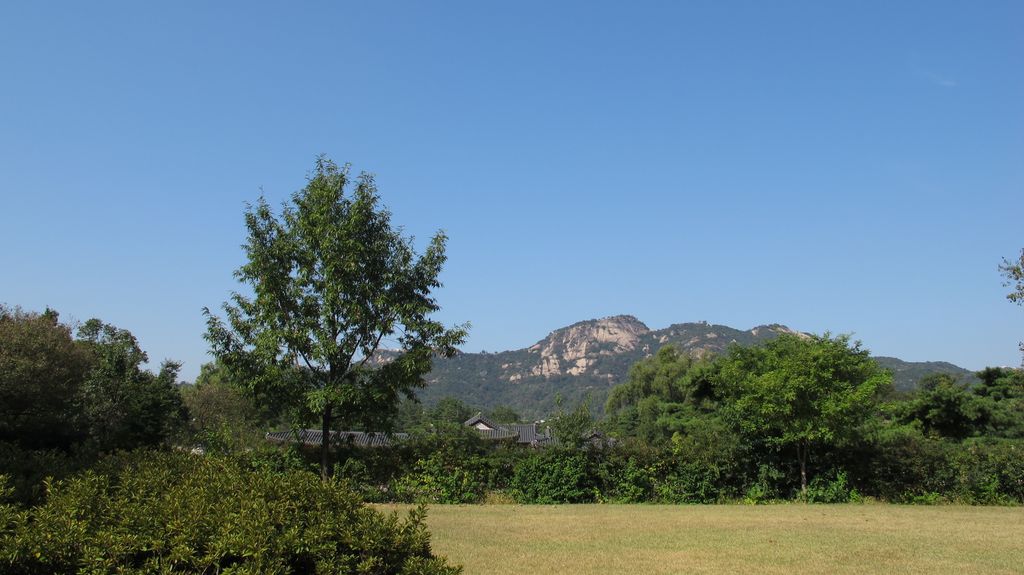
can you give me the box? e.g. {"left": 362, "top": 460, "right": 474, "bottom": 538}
{"left": 525, "top": 315, "right": 650, "bottom": 377}
{"left": 750, "top": 324, "right": 806, "bottom": 338}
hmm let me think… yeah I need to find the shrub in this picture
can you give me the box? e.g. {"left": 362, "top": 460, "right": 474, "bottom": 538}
{"left": 947, "top": 439, "right": 1024, "bottom": 504}
{"left": 0, "top": 442, "right": 93, "bottom": 505}
{"left": 392, "top": 452, "right": 490, "bottom": 504}
{"left": 511, "top": 450, "right": 593, "bottom": 503}
{"left": 743, "top": 464, "right": 787, "bottom": 504}
{"left": 803, "top": 470, "right": 861, "bottom": 503}
{"left": 654, "top": 461, "right": 727, "bottom": 503}
{"left": 602, "top": 457, "right": 656, "bottom": 503}
{"left": 0, "top": 450, "right": 461, "bottom": 574}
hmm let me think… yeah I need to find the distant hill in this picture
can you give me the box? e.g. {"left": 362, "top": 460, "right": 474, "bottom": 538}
{"left": 412, "top": 315, "right": 978, "bottom": 418}
{"left": 873, "top": 356, "right": 978, "bottom": 389}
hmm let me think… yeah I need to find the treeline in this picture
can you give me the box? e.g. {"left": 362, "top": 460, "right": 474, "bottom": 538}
{"left": 330, "top": 427, "right": 1024, "bottom": 505}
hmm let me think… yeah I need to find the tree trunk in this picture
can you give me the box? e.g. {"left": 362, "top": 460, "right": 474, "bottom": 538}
{"left": 320, "top": 404, "right": 332, "bottom": 481}
{"left": 798, "top": 441, "right": 808, "bottom": 494}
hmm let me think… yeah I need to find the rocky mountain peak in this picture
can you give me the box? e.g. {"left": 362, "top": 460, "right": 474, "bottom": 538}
{"left": 523, "top": 315, "right": 650, "bottom": 378}
{"left": 529, "top": 315, "right": 649, "bottom": 353}
{"left": 750, "top": 324, "right": 804, "bottom": 338}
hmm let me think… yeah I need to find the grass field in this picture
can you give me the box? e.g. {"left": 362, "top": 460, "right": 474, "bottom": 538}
{"left": 379, "top": 504, "right": 1024, "bottom": 574}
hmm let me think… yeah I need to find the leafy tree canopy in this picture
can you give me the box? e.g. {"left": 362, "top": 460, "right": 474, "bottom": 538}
{"left": 204, "top": 157, "right": 467, "bottom": 477}
{"left": 76, "top": 319, "right": 188, "bottom": 452}
{"left": 717, "top": 333, "right": 891, "bottom": 492}
{"left": 1000, "top": 248, "right": 1024, "bottom": 356}
{"left": 0, "top": 306, "right": 89, "bottom": 449}
{"left": 428, "top": 397, "right": 474, "bottom": 427}
{"left": 486, "top": 405, "right": 521, "bottom": 424}
{"left": 0, "top": 306, "right": 186, "bottom": 453}
{"left": 604, "top": 346, "right": 719, "bottom": 444}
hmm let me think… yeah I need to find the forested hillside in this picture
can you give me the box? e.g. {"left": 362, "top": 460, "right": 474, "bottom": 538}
{"left": 414, "top": 316, "right": 978, "bottom": 417}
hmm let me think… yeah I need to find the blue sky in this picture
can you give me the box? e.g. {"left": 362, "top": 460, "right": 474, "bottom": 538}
{"left": 1, "top": 1, "right": 1021, "bottom": 381}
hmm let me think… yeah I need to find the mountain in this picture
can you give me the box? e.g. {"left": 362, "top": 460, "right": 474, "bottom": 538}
{"left": 410, "top": 316, "right": 984, "bottom": 418}
{"left": 872, "top": 356, "right": 978, "bottom": 389}
{"left": 415, "top": 315, "right": 976, "bottom": 418}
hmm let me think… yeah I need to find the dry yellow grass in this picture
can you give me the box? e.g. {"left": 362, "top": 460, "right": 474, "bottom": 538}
{"left": 378, "top": 504, "right": 1024, "bottom": 575}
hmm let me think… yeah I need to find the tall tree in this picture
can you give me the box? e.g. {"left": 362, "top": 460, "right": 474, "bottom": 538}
{"left": 428, "top": 397, "right": 474, "bottom": 426}
{"left": 717, "top": 333, "right": 890, "bottom": 493}
{"left": 76, "top": 319, "right": 188, "bottom": 452}
{"left": 1000, "top": 248, "right": 1024, "bottom": 357}
{"left": 604, "top": 346, "right": 719, "bottom": 444}
{"left": 0, "top": 306, "right": 90, "bottom": 449}
{"left": 181, "top": 362, "right": 264, "bottom": 453}
{"left": 204, "top": 157, "right": 467, "bottom": 478}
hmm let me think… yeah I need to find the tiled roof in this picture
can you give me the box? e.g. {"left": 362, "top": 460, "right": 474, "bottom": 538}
{"left": 463, "top": 413, "right": 499, "bottom": 429}
{"left": 476, "top": 428, "right": 518, "bottom": 441}
{"left": 467, "top": 420, "right": 553, "bottom": 445}
{"left": 503, "top": 423, "right": 551, "bottom": 444}
{"left": 266, "top": 429, "right": 408, "bottom": 448}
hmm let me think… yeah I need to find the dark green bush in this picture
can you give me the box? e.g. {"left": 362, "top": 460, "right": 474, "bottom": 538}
{"left": 946, "top": 439, "right": 1024, "bottom": 504}
{"left": 392, "top": 452, "right": 492, "bottom": 504}
{"left": 858, "top": 428, "right": 1024, "bottom": 504}
{"left": 600, "top": 456, "right": 656, "bottom": 503}
{"left": 0, "top": 450, "right": 460, "bottom": 574}
{"left": 0, "top": 442, "right": 93, "bottom": 505}
{"left": 653, "top": 461, "right": 729, "bottom": 503}
{"left": 511, "top": 449, "right": 593, "bottom": 503}
{"left": 802, "top": 470, "right": 861, "bottom": 503}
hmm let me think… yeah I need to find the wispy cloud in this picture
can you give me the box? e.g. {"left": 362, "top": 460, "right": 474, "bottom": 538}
{"left": 908, "top": 52, "right": 958, "bottom": 88}
{"left": 921, "top": 70, "right": 958, "bottom": 88}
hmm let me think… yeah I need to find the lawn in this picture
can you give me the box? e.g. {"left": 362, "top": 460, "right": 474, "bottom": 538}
{"left": 379, "top": 504, "right": 1024, "bottom": 575}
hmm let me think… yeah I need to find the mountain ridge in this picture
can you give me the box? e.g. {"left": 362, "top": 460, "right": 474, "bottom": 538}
{"left": 414, "top": 315, "right": 978, "bottom": 418}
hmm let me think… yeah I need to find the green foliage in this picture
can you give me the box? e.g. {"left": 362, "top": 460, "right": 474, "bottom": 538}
{"left": 511, "top": 449, "right": 593, "bottom": 503}
{"left": 549, "top": 395, "right": 593, "bottom": 448}
{"left": 0, "top": 307, "right": 187, "bottom": 453}
{"left": 604, "top": 346, "right": 720, "bottom": 444}
{"left": 394, "top": 398, "right": 427, "bottom": 432}
{"left": 857, "top": 424, "right": 1024, "bottom": 504}
{"left": 889, "top": 369, "right": 1024, "bottom": 440}
{"left": 974, "top": 367, "right": 1024, "bottom": 438}
{"left": 0, "top": 451, "right": 461, "bottom": 574}
{"left": 76, "top": 319, "right": 189, "bottom": 452}
{"left": 427, "top": 397, "right": 474, "bottom": 426}
{"left": 802, "top": 470, "right": 861, "bottom": 503}
{"left": 718, "top": 333, "right": 890, "bottom": 491}
{"left": 743, "top": 465, "right": 787, "bottom": 504}
{"left": 602, "top": 457, "right": 656, "bottom": 503}
{"left": 181, "top": 362, "right": 265, "bottom": 453}
{"left": 392, "top": 452, "right": 491, "bottom": 504}
{"left": 1000, "top": 248, "right": 1024, "bottom": 355}
{"left": 607, "top": 346, "right": 718, "bottom": 413}
{"left": 486, "top": 405, "right": 521, "bottom": 424}
{"left": 204, "top": 157, "right": 467, "bottom": 477}
{"left": 0, "top": 306, "right": 90, "bottom": 449}
{"left": 0, "top": 443, "right": 93, "bottom": 505}
{"left": 0, "top": 308, "right": 192, "bottom": 504}
{"left": 896, "top": 375, "right": 987, "bottom": 439}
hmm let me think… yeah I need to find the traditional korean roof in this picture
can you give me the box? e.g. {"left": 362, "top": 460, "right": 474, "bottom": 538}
{"left": 265, "top": 429, "right": 408, "bottom": 448}
{"left": 502, "top": 423, "right": 552, "bottom": 444}
{"left": 463, "top": 413, "right": 499, "bottom": 430}
{"left": 462, "top": 414, "right": 553, "bottom": 445}
{"left": 475, "top": 428, "right": 518, "bottom": 441}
